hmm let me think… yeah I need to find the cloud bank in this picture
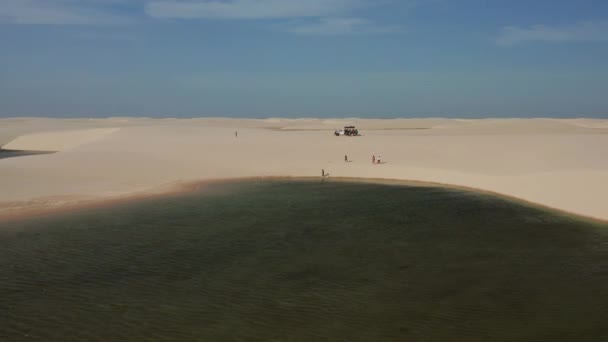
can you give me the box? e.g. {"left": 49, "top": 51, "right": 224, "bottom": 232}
{"left": 0, "top": 0, "right": 402, "bottom": 35}
{"left": 0, "top": 0, "right": 131, "bottom": 25}
{"left": 144, "top": 0, "right": 365, "bottom": 19}
{"left": 144, "top": 0, "right": 401, "bottom": 35}
{"left": 497, "top": 22, "right": 608, "bottom": 46}
{"left": 288, "top": 17, "right": 403, "bottom": 35}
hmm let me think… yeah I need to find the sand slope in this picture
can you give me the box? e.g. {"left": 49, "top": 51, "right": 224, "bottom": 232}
{"left": 2, "top": 128, "right": 120, "bottom": 151}
{"left": 0, "top": 118, "right": 607, "bottom": 221}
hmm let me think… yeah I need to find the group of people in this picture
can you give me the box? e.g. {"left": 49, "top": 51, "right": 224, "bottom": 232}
{"left": 324, "top": 153, "right": 383, "bottom": 177}
{"left": 343, "top": 154, "right": 382, "bottom": 164}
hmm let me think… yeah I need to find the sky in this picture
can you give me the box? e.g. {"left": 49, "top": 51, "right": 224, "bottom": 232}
{"left": 1, "top": 0, "right": 607, "bottom": 118}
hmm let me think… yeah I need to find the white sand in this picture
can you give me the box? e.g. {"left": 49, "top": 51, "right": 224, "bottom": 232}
{"left": 1, "top": 117, "right": 607, "bottom": 221}
{"left": 2, "top": 128, "right": 120, "bottom": 152}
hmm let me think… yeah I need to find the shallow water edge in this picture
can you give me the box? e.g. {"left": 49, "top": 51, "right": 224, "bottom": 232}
{"left": 1, "top": 176, "right": 606, "bottom": 226}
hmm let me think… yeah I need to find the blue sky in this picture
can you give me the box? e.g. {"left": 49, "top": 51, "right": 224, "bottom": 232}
{"left": 1, "top": 0, "right": 607, "bottom": 118}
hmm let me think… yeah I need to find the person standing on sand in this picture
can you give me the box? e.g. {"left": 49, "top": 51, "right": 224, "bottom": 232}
{"left": 344, "top": 154, "right": 348, "bottom": 162}
{"left": 378, "top": 155, "right": 382, "bottom": 164}
{"left": 235, "top": 131, "right": 238, "bottom": 138}
{"left": 322, "top": 169, "right": 325, "bottom": 177}
{"left": 372, "top": 155, "right": 375, "bottom": 164}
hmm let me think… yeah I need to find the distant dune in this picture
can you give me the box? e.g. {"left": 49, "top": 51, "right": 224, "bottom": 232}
{"left": 0, "top": 117, "right": 607, "bottom": 221}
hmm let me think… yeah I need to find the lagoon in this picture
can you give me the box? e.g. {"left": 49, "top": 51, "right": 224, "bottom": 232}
{"left": 1, "top": 180, "right": 607, "bottom": 341}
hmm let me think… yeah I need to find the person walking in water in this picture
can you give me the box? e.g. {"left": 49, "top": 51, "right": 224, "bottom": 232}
{"left": 372, "top": 155, "right": 376, "bottom": 164}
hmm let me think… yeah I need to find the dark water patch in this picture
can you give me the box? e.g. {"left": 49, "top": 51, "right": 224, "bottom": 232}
{"left": 1, "top": 180, "right": 607, "bottom": 341}
{"left": 0, "top": 149, "right": 55, "bottom": 159}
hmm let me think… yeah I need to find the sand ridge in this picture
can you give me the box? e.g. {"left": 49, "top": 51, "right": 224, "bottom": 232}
{"left": 0, "top": 117, "right": 607, "bottom": 221}
{"left": 2, "top": 127, "right": 120, "bottom": 152}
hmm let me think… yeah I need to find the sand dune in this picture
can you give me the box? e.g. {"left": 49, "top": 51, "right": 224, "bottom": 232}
{"left": 0, "top": 117, "right": 607, "bottom": 221}
{"left": 2, "top": 127, "right": 120, "bottom": 152}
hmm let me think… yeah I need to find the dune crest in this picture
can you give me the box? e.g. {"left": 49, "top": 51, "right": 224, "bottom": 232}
{"left": 2, "top": 128, "right": 120, "bottom": 152}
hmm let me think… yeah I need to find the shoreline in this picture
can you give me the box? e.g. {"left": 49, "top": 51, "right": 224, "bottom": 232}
{"left": 2, "top": 176, "right": 606, "bottom": 226}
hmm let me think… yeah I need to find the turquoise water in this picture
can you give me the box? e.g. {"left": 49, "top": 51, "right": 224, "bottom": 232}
{"left": 1, "top": 179, "right": 607, "bottom": 341}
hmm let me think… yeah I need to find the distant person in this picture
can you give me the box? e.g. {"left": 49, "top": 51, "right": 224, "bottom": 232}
{"left": 322, "top": 169, "right": 325, "bottom": 177}
{"left": 378, "top": 155, "right": 382, "bottom": 164}
{"left": 235, "top": 131, "right": 238, "bottom": 138}
{"left": 372, "top": 155, "right": 376, "bottom": 164}
{"left": 344, "top": 154, "right": 348, "bottom": 162}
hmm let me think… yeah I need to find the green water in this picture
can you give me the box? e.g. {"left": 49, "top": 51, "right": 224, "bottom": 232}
{"left": 1, "top": 180, "right": 607, "bottom": 341}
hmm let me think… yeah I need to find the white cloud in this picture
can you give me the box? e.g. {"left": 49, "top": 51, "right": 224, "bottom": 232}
{"left": 289, "top": 17, "right": 403, "bottom": 35}
{"left": 0, "top": 0, "right": 131, "bottom": 25}
{"left": 0, "top": 0, "right": 404, "bottom": 36}
{"left": 144, "top": 0, "right": 365, "bottom": 19}
{"left": 497, "top": 22, "right": 608, "bottom": 46}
